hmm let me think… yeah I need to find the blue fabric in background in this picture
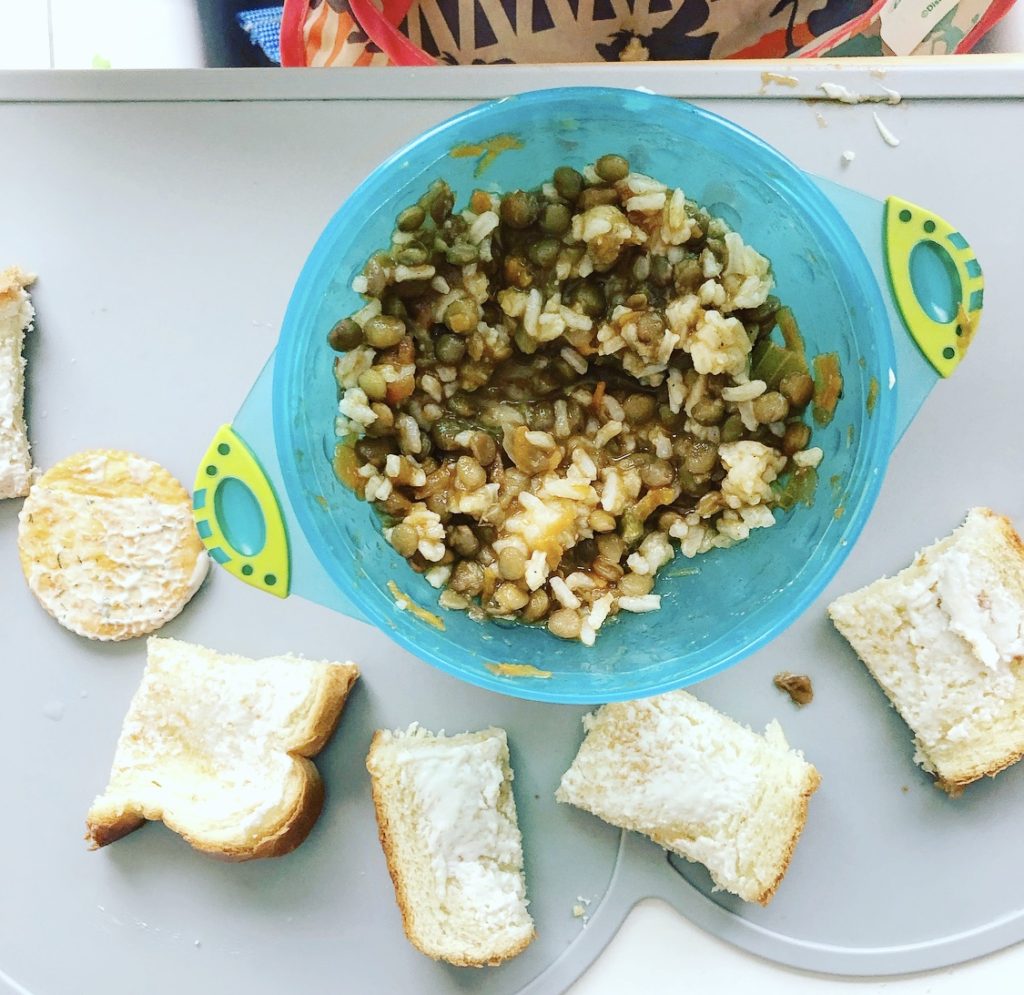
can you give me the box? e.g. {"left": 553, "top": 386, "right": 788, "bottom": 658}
{"left": 237, "top": 6, "right": 284, "bottom": 64}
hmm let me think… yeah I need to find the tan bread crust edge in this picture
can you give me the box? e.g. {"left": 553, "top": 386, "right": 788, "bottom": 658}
{"left": 366, "top": 731, "right": 535, "bottom": 968}
{"left": 936, "top": 744, "right": 1024, "bottom": 797}
{"left": 753, "top": 765, "right": 822, "bottom": 906}
{"left": 85, "top": 663, "right": 359, "bottom": 859}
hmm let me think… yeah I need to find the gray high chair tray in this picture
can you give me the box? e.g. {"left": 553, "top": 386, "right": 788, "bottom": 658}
{"left": 2, "top": 60, "right": 1023, "bottom": 994}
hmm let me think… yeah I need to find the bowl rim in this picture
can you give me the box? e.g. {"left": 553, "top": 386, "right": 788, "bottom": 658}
{"left": 274, "top": 85, "right": 897, "bottom": 703}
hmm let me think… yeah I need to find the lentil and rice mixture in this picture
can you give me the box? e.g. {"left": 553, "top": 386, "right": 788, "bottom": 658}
{"left": 329, "top": 155, "right": 825, "bottom": 645}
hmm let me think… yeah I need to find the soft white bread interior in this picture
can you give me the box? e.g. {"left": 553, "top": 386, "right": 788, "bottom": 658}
{"left": 829, "top": 507, "right": 1024, "bottom": 794}
{"left": 86, "top": 636, "right": 359, "bottom": 858}
{"left": 556, "top": 690, "right": 820, "bottom": 905}
{"left": 0, "top": 266, "right": 36, "bottom": 499}
{"left": 366, "top": 725, "right": 535, "bottom": 967}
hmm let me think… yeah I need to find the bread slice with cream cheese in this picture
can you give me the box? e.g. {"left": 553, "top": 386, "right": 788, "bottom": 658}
{"left": 556, "top": 690, "right": 820, "bottom": 905}
{"left": 366, "top": 725, "right": 535, "bottom": 966}
{"left": 829, "top": 507, "right": 1024, "bottom": 794}
{"left": 86, "top": 636, "right": 359, "bottom": 858}
{"left": 0, "top": 266, "right": 36, "bottom": 498}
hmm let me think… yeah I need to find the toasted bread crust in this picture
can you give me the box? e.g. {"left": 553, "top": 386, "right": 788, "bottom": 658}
{"left": 754, "top": 766, "right": 822, "bottom": 905}
{"left": 85, "top": 809, "right": 146, "bottom": 849}
{"left": 296, "top": 663, "right": 360, "bottom": 756}
{"left": 86, "top": 658, "right": 359, "bottom": 859}
{"left": 184, "top": 759, "right": 326, "bottom": 861}
{"left": 366, "top": 731, "right": 534, "bottom": 967}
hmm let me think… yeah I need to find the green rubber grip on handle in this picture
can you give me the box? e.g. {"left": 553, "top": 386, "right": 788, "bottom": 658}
{"left": 193, "top": 425, "right": 290, "bottom": 598}
{"left": 884, "top": 196, "right": 984, "bottom": 378}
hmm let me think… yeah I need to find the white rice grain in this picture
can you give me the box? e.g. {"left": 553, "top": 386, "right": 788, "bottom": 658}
{"left": 579, "top": 621, "right": 596, "bottom": 647}
{"left": 602, "top": 394, "right": 625, "bottom": 422}
{"left": 468, "top": 210, "right": 500, "bottom": 244}
{"left": 352, "top": 298, "right": 382, "bottom": 328}
{"left": 395, "top": 414, "right": 422, "bottom": 454}
{"left": 525, "top": 430, "right": 557, "bottom": 450}
{"left": 565, "top": 571, "right": 596, "bottom": 591}
{"left": 588, "top": 593, "right": 614, "bottom": 631}
{"left": 738, "top": 400, "right": 759, "bottom": 432}
{"left": 593, "top": 420, "right": 623, "bottom": 449}
{"left": 617, "top": 594, "right": 661, "bottom": 613}
{"left": 550, "top": 576, "right": 581, "bottom": 610}
{"left": 793, "top": 447, "right": 824, "bottom": 468}
{"left": 573, "top": 449, "right": 598, "bottom": 480}
{"left": 425, "top": 565, "right": 452, "bottom": 589}
{"left": 525, "top": 550, "right": 549, "bottom": 591}
{"left": 418, "top": 539, "right": 445, "bottom": 562}
{"left": 667, "top": 368, "right": 685, "bottom": 414}
{"left": 554, "top": 399, "right": 571, "bottom": 439}
{"left": 394, "top": 264, "right": 435, "bottom": 283}
{"left": 420, "top": 374, "right": 443, "bottom": 403}
{"left": 626, "top": 191, "right": 667, "bottom": 214}
{"left": 721, "top": 380, "right": 767, "bottom": 403}
{"left": 561, "top": 346, "right": 588, "bottom": 375}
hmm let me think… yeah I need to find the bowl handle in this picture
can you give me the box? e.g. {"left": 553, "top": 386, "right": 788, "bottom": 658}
{"left": 193, "top": 425, "right": 291, "bottom": 599}
{"left": 883, "top": 195, "right": 984, "bottom": 380}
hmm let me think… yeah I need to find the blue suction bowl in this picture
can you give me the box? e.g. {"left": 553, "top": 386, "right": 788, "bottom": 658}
{"left": 274, "top": 87, "right": 896, "bottom": 703}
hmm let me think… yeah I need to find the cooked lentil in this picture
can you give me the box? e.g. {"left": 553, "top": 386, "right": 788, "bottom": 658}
{"left": 330, "top": 158, "right": 824, "bottom": 642}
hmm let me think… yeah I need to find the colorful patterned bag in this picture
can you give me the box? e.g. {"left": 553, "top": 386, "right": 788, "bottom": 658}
{"left": 280, "top": 0, "right": 1015, "bottom": 67}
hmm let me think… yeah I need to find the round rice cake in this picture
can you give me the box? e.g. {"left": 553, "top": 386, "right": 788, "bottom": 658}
{"left": 18, "top": 450, "right": 210, "bottom": 640}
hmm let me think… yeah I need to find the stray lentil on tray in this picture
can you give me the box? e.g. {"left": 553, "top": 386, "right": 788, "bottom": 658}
{"left": 329, "top": 156, "right": 827, "bottom": 645}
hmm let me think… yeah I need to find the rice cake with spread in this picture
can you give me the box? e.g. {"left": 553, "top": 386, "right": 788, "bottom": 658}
{"left": 18, "top": 450, "right": 209, "bottom": 640}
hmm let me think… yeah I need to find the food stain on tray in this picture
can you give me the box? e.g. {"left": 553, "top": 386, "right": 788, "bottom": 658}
{"left": 450, "top": 134, "right": 524, "bottom": 177}
{"left": 387, "top": 580, "right": 446, "bottom": 630}
{"left": 760, "top": 72, "right": 799, "bottom": 94}
{"left": 485, "top": 662, "right": 553, "bottom": 679}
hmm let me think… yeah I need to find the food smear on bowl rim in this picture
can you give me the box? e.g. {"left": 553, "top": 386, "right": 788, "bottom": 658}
{"left": 485, "top": 662, "right": 554, "bottom": 679}
{"left": 328, "top": 155, "right": 832, "bottom": 644}
{"left": 866, "top": 375, "right": 879, "bottom": 415}
{"left": 449, "top": 134, "right": 525, "bottom": 177}
{"left": 387, "top": 580, "right": 446, "bottom": 630}
{"left": 812, "top": 352, "right": 843, "bottom": 426}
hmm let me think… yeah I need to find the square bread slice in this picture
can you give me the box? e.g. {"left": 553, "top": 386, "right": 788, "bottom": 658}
{"left": 829, "top": 507, "right": 1024, "bottom": 794}
{"left": 366, "top": 725, "right": 535, "bottom": 967}
{"left": 0, "top": 266, "right": 36, "bottom": 499}
{"left": 556, "top": 690, "right": 820, "bottom": 905}
{"left": 86, "top": 636, "right": 359, "bottom": 859}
